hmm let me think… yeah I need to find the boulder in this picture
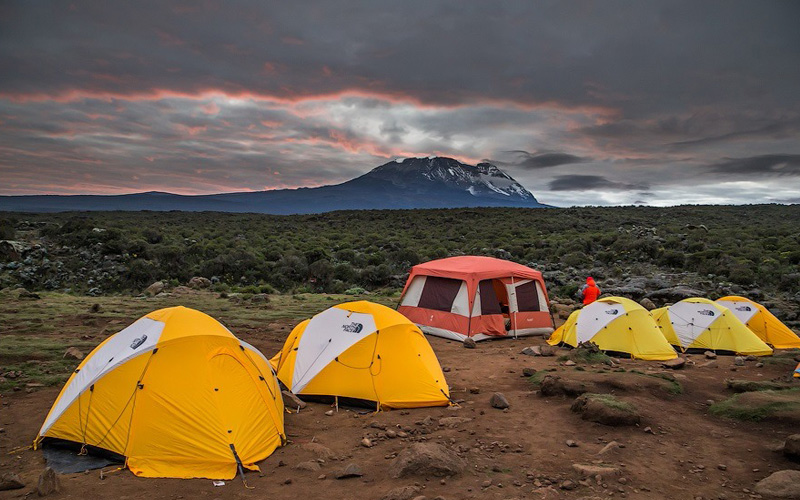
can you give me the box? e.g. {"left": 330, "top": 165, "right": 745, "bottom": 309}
{"left": 755, "top": 470, "right": 800, "bottom": 498}
{"left": 63, "top": 347, "right": 84, "bottom": 360}
{"left": 389, "top": 443, "right": 466, "bottom": 478}
{"left": 462, "top": 338, "right": 476, "bottom": 349}
{"left": 783, "top": 434, "right": 800, "bottom": 461}
{"left": 36, "top": 467, "right": 60, "bottom": 496}
{"left": 639, "top": 298, "right": 656, "bottom": 310}
{"left": 570, "top": 393, "right": 641, "bottom": 426}
{"left": 335, "top": 463, "right": 363, "bottom": 479}
{"left": 188, "top": 276, "right": 212, "bottom": 289}
{"left": 490, "top": 392, "right": 509, "bottom": 409}
{"left": 661, "top": 357, "right": 686, "bottom": 370}
{"left": 0, "top": 473, "right": 24, "bottom": 491}
{"left": 382, "top": 485, "right": 422, "bottom": 500}
{"left": 144, "top": 281, "right": 165, "bottom": 296}
{"left": 281, "top": 390, "right": 307, "bottom": 410}
{"left": 539, "top": 374, "right": 588, "bottom": 397}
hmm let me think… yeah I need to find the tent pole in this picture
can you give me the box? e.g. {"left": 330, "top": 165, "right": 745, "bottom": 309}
{"left": 335, "top": 395, "right": 339, "bottom": 413}
{"left": 511, "top": 276, "right": 517, "bottom": 339}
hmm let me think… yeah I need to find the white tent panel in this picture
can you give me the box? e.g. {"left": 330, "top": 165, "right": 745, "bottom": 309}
{"left": 717, "top": 300, "right": 759, "bottom": 325}
{"left": 292, "top": 308, "right": 377, "bottom": 393}
{"left": 39, "top": 317, "right": 164, "bottom": 435}
{"left": 399, "top": 276, "right": 426, "bottom": 307}
{"left": 575, "top": 300, "right": 626, "bottom": 344}
{"left": 667, "top": 301, "right": 722, "bottom": 347}
{"left": 450, "top": 281, "right": 469, "bottom": 316}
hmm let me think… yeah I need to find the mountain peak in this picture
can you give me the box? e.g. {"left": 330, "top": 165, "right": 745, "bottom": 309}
{"left": 361, "top": 156, "right": 537, "bottom": 202}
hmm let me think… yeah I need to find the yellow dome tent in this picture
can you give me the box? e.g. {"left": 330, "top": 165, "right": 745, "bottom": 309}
{"left": 547, "top": 296, "right": 677, "bottom": 360}
{"left": 271, "top": 301, "right": 450, "bottom": 409}
{"left": 35, "top": 306, "right": 285, "bottom": 479}
{"left": 716, "top": 296, "right": 800, "bottom": 349}
{"left": 795, "top": 362, "right": 800, "bottom": 378}
{"left": 653, "top": 298, "right": 772, "bottom": 356}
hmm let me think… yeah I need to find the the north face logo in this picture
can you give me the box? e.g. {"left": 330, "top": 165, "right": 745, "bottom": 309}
{"left": 604, "top": 309, "right": 619, "bottom": 316}
{"left": 735, "top": 306, "right": 752, "bottom": 312}
{"left": 698, "top": 309, "right": 716, "bottom": 317}
{"left": 130, "top": 335, "right": 147, "bottom": 349}
{"left": 342, "top": 322, "right": 364, "bottom": 333}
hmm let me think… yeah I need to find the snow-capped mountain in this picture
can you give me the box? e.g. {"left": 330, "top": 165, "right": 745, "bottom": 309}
{"left": 361, "top": 157, "right": 538, "bottom": 202}
{"left": 0, "top": 157, "right": 547, "bottom": 213}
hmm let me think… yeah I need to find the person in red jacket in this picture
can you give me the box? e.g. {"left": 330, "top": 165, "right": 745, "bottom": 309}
{"left": 579, "top": 276, "right": 601, "bottom": 305}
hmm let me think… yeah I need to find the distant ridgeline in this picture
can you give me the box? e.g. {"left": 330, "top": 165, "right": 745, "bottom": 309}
{"left": 0, "top": 157, "right": 548, "bottom": 213}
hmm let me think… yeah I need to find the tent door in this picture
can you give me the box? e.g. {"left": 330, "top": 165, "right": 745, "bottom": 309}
{"left": 506, "top": 279, "right": 534, "bottom": 337}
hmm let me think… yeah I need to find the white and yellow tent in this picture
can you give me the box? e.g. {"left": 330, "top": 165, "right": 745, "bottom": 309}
{"left": 271, "top": 301, "right": 450, "bottom": 409}
{"left": 35, "top": 306, "right": 285, "bottom": 479}
{"left": 716, "top": 296, "right": 800, "bottom": 349}
{"left": 547, "top": 296, "right": 677, "bottom": 360}
{"left": 653, "top": 298, "right": 772, "bottom": 356}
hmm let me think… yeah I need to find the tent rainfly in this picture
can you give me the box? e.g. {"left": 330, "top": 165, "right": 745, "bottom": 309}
{"left": 35, "top": 306, "right": 285, "bottom": 479}
{"left": 547, "top": 296, "right": 678, "bottom": 361}
{"left": 653, "top": 298, "right": 773, "bottom": 356}
{"left": 716, "top": 296, "right": 800, "bottom": 348}
{"left": 271, "top": 301, "right": 450, "bottom": 409}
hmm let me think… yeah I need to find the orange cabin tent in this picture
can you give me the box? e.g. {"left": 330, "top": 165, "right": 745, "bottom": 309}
{"left": 397, "top": 256, "right": 554, "bottom": 341}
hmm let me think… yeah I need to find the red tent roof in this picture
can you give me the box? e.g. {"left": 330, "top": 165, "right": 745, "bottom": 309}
{"left": 409, "top": 256, "right": 542, "bottom": 281}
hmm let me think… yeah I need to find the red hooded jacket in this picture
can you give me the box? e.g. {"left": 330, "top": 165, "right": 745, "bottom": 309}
{"left": 582, "top": 277, "right": 600, "bottom": 305}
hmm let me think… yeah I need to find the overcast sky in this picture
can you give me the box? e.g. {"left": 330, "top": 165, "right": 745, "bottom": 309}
{"left": 1, "top": 1, "right": 799, "bottom": 206}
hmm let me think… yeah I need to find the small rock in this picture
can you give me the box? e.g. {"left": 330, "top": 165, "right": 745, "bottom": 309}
{"left": 463, "top": 338, "right": 477, "bottom": 349}
{"left": 598, "top": 441, "right": 622, "bottom": 455}
{"left": 572, "top": 464, "right": 620, "bottom": 477}
{"left": 563, "top": 360, "right": 576, "bottom": 367}
{"left": 381, "top": 485, "right": 422, "bottom": 500}
{"left": 560, "top": 479, "right": 578, "bottom": 490}
{"left": 325, "top": 410, "right": 334, "bottom": 416}
{"left": 717, "top": 464, "right": 727, "bottom": 471}
{"left": 144, "top": 281, "right": 165, "bottom": 296}
{"left": 36, "top": 467, "right": 60, "bottom": 496}
{"left": 188, "top": 276, "right": 212, "bottom": 289}
{"left": 639, "top": 298, "right": 656, "bottom": 310}
{"left": 389, "top": 443, "right": 466, "bottom": 478}
{"left": 661, "top": 357, "right": 686, "bottom": 369}
{"left": 521, "top": 368, "right": 536, "bottom": 377}
{"left": 469, "top": 387, "right": 481, "bottom": 394}
{"left": 293, "top": 461, "right": 322, "bottom": 472}
{"left": 783, "top": 434, "right": 800, "bottom": 461}
{"left": 386, "top": 430, "right": 397, "bottom": 438}
{"left": 490, "top": 392, "right": 510, "bottom": 409}
{"left": 361, "top": 438, "right": 373, "bottom": 448}
{"left": 63, "top": 347, "right": 84, "bottom": 360}
{"left": 745, "top": 355, "right": 758, "bottom": 362}
{"left": 283, "top": 478, "right": 293, "bottom": 485}
{"left": 335, "top": 463, "right": 363, "bottom": 479}
{"left": 704, "top": 351, "right": 717, "bottom": 360}
{"left": 521, "top": 346, "right": 541, "bottom": 356}
{"left": 643, "top": 426, "right": 654, "bottom": 434}
{"left": 0, "top": 473, "right": 24, "bottom": 491}
{"left": 734, "top": 356, "right": 745, "bottom": 366}
{"left": 566, "top": 440, "right": 578, "bottom": 447}
{"left": 756, "top": 362, "right": 764, "bottom": 368}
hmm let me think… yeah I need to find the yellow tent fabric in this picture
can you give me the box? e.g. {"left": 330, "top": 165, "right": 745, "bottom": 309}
{"left": 716, "top": 296, "right": 800, "bottom": 349}
{"left": 271, "top": 301, "right": 450, "bottom": 409}
{"left": 35, "top": 306, "right": 285, "bottom": 479}
{"left": 653, "top": 298, "right": 773, "bottom": 356}
{"left": 547, "top": 296, "right": 677, "bottom": 360}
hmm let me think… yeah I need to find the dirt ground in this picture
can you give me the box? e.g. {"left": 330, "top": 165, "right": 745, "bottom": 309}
{"left": 1, "top": 292, "right": 799, "bottom": 499}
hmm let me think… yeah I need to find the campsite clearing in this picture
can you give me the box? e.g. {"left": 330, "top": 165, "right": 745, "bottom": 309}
{"left": 1, "top": 289, "right": 799, "bottom": 499}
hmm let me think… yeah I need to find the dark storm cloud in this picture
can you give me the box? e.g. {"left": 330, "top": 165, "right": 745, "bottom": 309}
{"left": 0, "top": 0, "right": 799, "bottom": 201}
{"left": 548, "top": 175, "right": 650, "bottom": 192}
{"left": 708, "top": 154, "right": 800, "bottom": 176}
{"left": 501, "top": 150, "right": 590, "bottom": 169}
